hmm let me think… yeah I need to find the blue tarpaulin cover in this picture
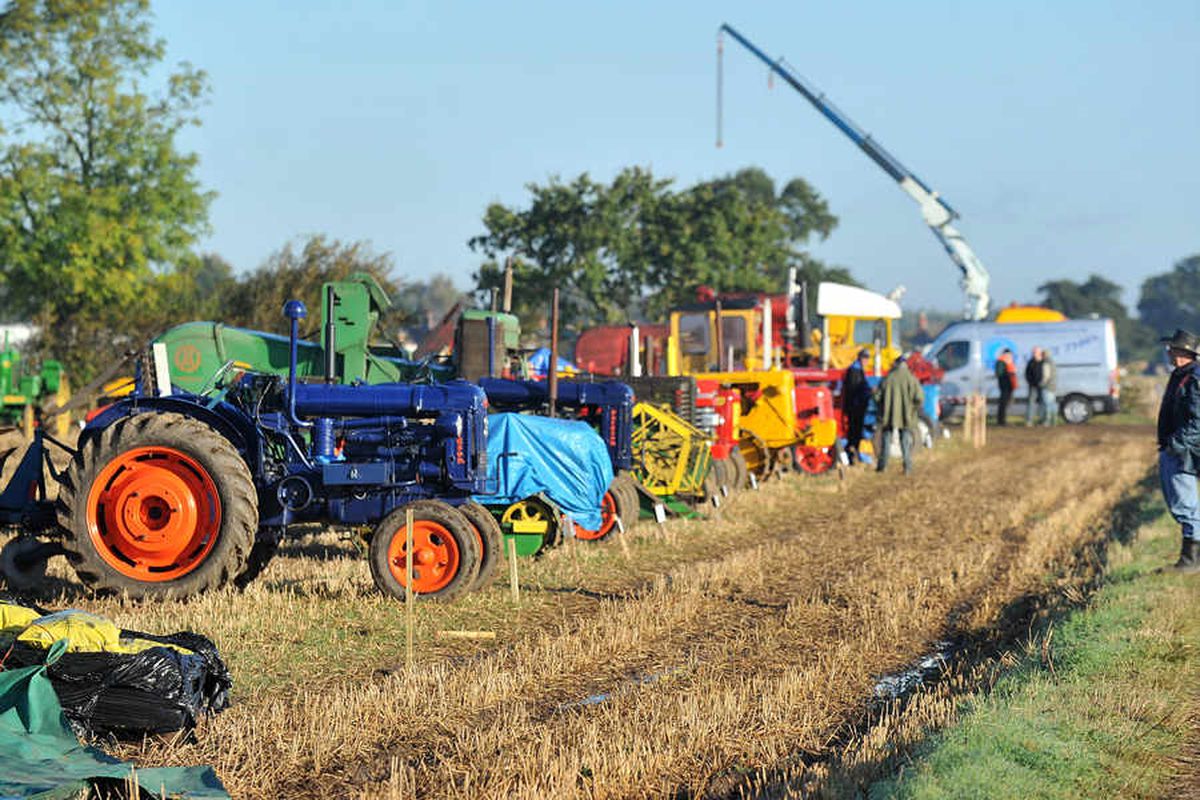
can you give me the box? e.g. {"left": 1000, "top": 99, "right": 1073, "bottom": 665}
{"left": 475, "top": 413, "right": 612, "bottom": 530}
{"left": 527, "top": 348, "right": 577, "bottom": 378}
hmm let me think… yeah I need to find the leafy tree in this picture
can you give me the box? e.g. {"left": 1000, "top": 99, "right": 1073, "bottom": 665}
{"left": 1038, "top": 274, "right": 1155, "bottom": 362}
{"left": 392, "top": 272, "right": 466, "bottom": 329}
{"left": 471, "top": 168, "right": 668, "bottom": 331}
{"left": 0, "top": 0, "right": 211, "bottom": 379}
{"left": 470, "top": 166, "right": 851, "bottom": 331}
{"left": 1138, "top": 254, "right": 1200, "bottom": 340}
{"left": 219, "top": 235, "right": 399, "bottom": 336}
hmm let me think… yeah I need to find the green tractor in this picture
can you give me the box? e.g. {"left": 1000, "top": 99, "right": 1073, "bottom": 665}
{"left": 0, "top": 335, "right": 70, "bottom": 437}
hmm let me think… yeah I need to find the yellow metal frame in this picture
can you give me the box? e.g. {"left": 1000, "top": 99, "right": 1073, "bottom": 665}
{"left": 631, "top": 401, "right": 712, "bottom": 497}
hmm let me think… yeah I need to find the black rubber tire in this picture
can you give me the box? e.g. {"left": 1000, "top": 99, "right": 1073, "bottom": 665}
{"left": 694, "top": 467, "right": 721, "bottom": 510}
{"left": 0, "top": 537, "right": 49, "bottom": 593}
{"left": 713, "top": 457, "right": 735, "bottom": 494}
{"left": 1060, "top": 394, "right": 1092, "bottom": 425}
{"left": 368, "top": 500, "right": 481, "bottom": 603}
{"left": 728, "top": 448, "right": 749, "bottom": 491}
{"left": 57, "top": 411, "right": 256, "bottom": 599}
{"left": 612, "top": 473, "right": 642, "bottom": 531}
{"left": 458, "top": 500, "right": 504, "bottom": 591}
{"left": 234, "top": 528, "right": 284, "bottom": 589}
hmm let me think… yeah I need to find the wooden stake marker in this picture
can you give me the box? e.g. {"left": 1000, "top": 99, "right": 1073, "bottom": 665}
{"left": 507, "top": 538, "right": 520, "bottom": 603}
{"left": 405, "top": 508, "right": 414, "bottom": 673}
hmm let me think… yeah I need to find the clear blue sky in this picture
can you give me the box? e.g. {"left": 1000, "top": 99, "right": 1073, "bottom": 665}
{"left": 155, "top": 1, "right": 1199, "bottom": 314}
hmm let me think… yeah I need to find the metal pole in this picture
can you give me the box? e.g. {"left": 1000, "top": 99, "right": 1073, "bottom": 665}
{"left": 503, "top": 256, "right": 514, "bottom": 313}
{"left": 629, "top": 324, "right": 642, "bottom": 378}
{"left": 713, "top": 300, "right": 724, "bottom": 371}
{"left": 486, "top": 315, "right": 496, "bottom": 379}
{"left": 548, "top": 288, "right": 560, "bottom": 418}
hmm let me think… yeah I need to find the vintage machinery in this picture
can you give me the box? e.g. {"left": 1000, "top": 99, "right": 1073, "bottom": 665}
{"left": 1, "top": 297, "right": 496, "bottom": 602}
{"left": 0, "top": 337, "right": 71, "bottom": 438}
{"left": 154, "top": 275, "right": 638, "bottom": 553}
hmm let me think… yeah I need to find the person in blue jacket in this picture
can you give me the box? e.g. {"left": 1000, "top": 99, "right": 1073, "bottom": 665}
{"left": 1157, "top": 328, "right": 1200, "bottom": 573}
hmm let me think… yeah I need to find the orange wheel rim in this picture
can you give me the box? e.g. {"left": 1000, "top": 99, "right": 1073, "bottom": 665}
{"left": 86, "top": 446, "right": 222, "bottom": 581}
{"left": 386, "top": 520, "right": 461, "bottom": 593}
{"left": 573, "top": 490, "right": 618, "bottom": 541}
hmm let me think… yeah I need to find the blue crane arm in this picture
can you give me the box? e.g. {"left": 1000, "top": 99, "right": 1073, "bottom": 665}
{"left": 718, "top": 23, "right": 990, "bottom": 320}
{"left": 719, "top": 23, "right": 954, "bottom": 219}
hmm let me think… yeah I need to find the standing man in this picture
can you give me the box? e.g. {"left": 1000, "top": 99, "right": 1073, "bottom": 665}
{"left": 994, "top": 348, "right": 1018, "bottom": 426}
{"left": 874, "top": 355, "right": 925, "bottom": 475}
{"left": 1024, "top": 347, "right": 1044, "bottom": 426}
{"left": 842, "top": 348, "right": 872, "bottom": 465}
{"left": 1156, "top": 329, "right": 1200, "bottom": 573}
{"left": 1039, "top": 348, "right": 1058, "bottom": 425}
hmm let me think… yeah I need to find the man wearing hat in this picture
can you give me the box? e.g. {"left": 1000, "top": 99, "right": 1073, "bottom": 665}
{"left": 842, "top": 348, "right": 872, "bottom": 465}
{"left": 874, "top": 354, "right": 924, "bottom": 475}
{"left": 1156, "top": 328, "right": 1200, "bottom": 573}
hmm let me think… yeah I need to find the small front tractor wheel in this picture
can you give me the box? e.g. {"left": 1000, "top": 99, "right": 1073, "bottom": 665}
{"left": 575, "top": 475, "right": 640, "bottom": 542}
{"left": 369, "top": 500, "right": 481, "bottom": 602}
{"left": 796, "top": 446, "right": 835, "bottom": 475}
{"left": 573, "top": 488, "right": 620, "bottom": 541}
{"left": 57, "top": 412, "right": 256, "bottom": 598}
{"left": 612, "top": 473, "right": 642, "bottom": 530}
{"left": 458, "top": 501, "right": 504, "bottom": 591}
{"left": 728, "top": 448, "right": 749, "bottom": 491}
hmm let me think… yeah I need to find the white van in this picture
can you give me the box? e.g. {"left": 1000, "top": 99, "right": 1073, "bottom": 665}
{"left": 926, "top": 318, "right": 1120, "bottom": 424}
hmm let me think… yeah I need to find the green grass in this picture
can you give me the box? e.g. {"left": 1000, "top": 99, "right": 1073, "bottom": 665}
{"left": 870, "top": 506, "right": 1199, "bottom": 800}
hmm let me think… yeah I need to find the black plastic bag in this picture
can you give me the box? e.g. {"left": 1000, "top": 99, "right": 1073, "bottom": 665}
{"left": 4, "top": 627, "right": 232, "bottom": 740}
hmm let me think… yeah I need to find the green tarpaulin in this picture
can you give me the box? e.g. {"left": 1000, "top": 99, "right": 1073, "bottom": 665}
{"left": 0, "top": 640, "right": 228, "bottom": 799}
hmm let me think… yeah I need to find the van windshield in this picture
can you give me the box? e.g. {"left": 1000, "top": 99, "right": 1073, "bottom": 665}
{"left": 935, "top": 340, "right": 970, "bottom": 371}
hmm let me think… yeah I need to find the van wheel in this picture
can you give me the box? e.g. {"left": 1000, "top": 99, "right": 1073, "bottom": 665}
{"left": 1061, "top": 394, "right": 1091, "bottom": 424}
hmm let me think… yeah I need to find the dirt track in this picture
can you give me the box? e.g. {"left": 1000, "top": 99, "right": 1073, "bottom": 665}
{"left": 2, "top": 424, "right": 1157, "bottom": 798}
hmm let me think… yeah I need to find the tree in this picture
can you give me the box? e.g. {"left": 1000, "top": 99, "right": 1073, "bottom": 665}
{"left": 392, "top": 273, "right": 466, "bottom": 330}
{"left": 470, "top": 166, "right": 851, "bottom": 331}
{"left": 219, "top": 235, "right": 399, "bottom": 336}
{"left": 1038, "top": 274, "right": 1155, "bottom": 363}
{"left": 1138, "top": 254, "right": 1200, "bottom": 340}
{"left": 0, "top": 0, "right": 212, "bottom": 379}
{"left": 470, "top": 168, "right": 668, "bottom": 331}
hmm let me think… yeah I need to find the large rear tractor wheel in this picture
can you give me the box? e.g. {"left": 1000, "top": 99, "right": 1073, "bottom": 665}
{"left": 234, "top": 528, "right": 284, "bottom": 589}
{"left": 57, "top": 412, "right": 256, "bottom": 599}
{"left": 458, "top": 501, "right": 504, "bottom": 591}
{"left": 369, "top": 500, "right": 480, "bottom": 603}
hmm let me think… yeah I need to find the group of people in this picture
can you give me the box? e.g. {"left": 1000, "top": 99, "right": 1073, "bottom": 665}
{"left": 842, "top": 348, "right": 925, "bottom": 475}
{"left": 834, "top": 328, "right": 1200, "bottom": 574}
{"left": 993, "top": 346, "right": 1057, "bottom": 426}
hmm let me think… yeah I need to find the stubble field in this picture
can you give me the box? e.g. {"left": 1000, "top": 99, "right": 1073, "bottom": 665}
{"left": 0, "top": 423, "right": 1156, "bottom": 798}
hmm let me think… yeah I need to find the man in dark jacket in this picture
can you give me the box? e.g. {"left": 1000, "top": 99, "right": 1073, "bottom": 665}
{"left": 874, "top": 356, "right": 924, "bottom": 474}
{"left": 1024, "top": 347, "right": 1044, "bottom": 426}
{"left": 994, "top": 348, "right": 1017, "bottom": 426}
{"left": 842, "top": 348, "right": 872, "bottom": 465}
{"left": 1156, "top": 328, "right": 1200, "bottom": 573}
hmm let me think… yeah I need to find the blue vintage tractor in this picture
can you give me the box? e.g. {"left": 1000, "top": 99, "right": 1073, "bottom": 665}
{"left": 1, "top": 298, "right": 495, "bottom": 602}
